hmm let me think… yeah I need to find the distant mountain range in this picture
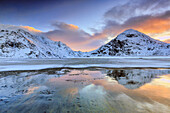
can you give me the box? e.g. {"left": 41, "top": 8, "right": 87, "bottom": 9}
{"left": 0, "top": 25, "right": 169, "bottom": 58}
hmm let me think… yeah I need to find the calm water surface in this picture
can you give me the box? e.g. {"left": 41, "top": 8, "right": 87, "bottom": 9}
{"left": 0, "top": 68, "right": 170, "bottom": 113}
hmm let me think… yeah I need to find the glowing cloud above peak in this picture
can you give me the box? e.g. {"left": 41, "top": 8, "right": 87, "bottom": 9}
{"left": 21, "top": 26, "right": 42, "bottom": 33}
{"left": 68, "top": 24, "right": 79, "bottom": 30}
{"left": 51, "top": 21, "right": 80, "bottom": 31}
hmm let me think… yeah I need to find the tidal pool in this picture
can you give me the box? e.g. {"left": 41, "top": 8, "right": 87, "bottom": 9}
{"left": 0, "top": 68, "right": 170, "bottom": 113}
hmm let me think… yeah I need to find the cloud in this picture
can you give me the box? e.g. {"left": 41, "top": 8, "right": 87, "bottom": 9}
{"left": 44, "top": 21, "right": 103, "bottom": 51}
{"left": 0, "top": 23, "right": 102, "bottom": 51}
{"left": 0, "top": 24, "right": 42, "bottom": 33}
{"left": 92, "top": 10, "right": 170, "bottom": 42}
{"left": 52, "top": 21, "right": 79, "bottom": 30}
{"left": 21, "top": 26, "right": 42, "bottom": 33}
{"left": 104, "top": 0, "right": 170, "bottom": 23}
{"left": 119, "top": 11, "right": 170, "bottom": 34}
{"left": 163, "top": 39, "right": 170, "bottom": 43}
{"left": 97, "top": 0, "right": 170, "bottom": 42}
{"left": 44, "top": 8, "right": 170, "bottom": 51}
{"left": 2, "top": 0, "right": 169, "bottom": 51}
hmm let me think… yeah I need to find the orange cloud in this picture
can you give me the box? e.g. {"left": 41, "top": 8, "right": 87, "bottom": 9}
{"left": 21, "top": 26, "right": 42, "bottom": 32}
{"left": 126, "top": 18, "right": 170, "bottom": 41}
{"left": 68, "top": 24, "right": 79, "bottom": 30}
{"left": 46, "top": 11, "right": 170, "bottom": 52}
{"left": 52, "top": 21, "right": 79, "bottom": 31}
{"left": 50, "top": 35, "right": 100, "bottom": 52}
{"left": 92, "top": 14, "right": 170, "bottom": 43}
{"left": 131, "top": 18, "right": 170, "bottom": 34}
{"left": 163, "top": 39, "right": 170, "bottom": 43}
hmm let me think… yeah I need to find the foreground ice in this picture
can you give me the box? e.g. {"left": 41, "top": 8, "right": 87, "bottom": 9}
{"left": 0, "top": 68, "right": 169, "bottom": 113}
{"left": 0, "top": 57, "right": 170, "bottom": 113}
{"left": 0, "top": 57, "right": 170, "bottom": 71}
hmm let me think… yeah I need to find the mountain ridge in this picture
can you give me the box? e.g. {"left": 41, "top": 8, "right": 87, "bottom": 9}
{"left": 88, "top": 29, "right": 170, "bottom": 56}
{"left": 0, "top": 25, "right": 82, "bottom": 58}
{"left": 0, "top": 25, "right": 169, "bottom": 58}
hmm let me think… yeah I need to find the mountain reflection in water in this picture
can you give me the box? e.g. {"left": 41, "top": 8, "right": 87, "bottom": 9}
{"left": 0, "top": 68, "right": 170, "bottom": 113}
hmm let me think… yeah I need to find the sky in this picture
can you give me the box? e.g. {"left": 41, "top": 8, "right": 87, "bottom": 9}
{"left": 0, "top": 0, "right": 170, "bottom": 51}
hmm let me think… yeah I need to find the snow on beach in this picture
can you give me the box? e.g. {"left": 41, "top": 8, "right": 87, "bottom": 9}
{"left": 0, "top": 57, "right": 170, "bottom": 72}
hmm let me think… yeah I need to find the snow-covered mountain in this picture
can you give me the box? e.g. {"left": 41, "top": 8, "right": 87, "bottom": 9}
{"left": 0, "top": 25, "right": 82, "bottom": 58}
{"left": 88, "top": 29, "right": 170, "bottom": 56}
{"left": 0, "top": 25, "right": 169, "bottom": 58}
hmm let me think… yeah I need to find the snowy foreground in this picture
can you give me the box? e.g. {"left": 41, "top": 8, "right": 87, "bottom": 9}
{"left": 0, "top": 56, "right": 170, "bottom": 71}
{"left": 0, "top": 57, "right": 170, "bottom": 113}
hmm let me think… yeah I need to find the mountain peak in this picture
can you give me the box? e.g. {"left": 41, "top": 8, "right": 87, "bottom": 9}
{"left": 123, "top": 29, "right": 138, "bottom": 33}
{"left": 89, "top": 29, "right": 170, "bottom": 56}
{"left": 121, "top": 29, "right": 142, "bottom": 36}
{"left": 114, "top": 29, "right": 155, "bottom": 42}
